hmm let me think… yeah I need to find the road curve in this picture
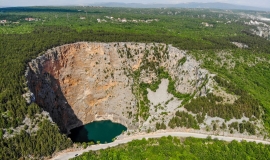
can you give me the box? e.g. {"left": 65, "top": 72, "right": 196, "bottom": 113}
{"left": 51, "top": 132, "right": 270, "bottom": 160}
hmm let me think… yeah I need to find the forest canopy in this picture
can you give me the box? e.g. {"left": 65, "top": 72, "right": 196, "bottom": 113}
{"left": 0, "top": 6, "right": 270, "bottom": 159}
{"left": 72, "top": 136, "right": 270, "bottom": 160}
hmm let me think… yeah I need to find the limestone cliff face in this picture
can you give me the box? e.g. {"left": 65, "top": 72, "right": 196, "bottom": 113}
{"left": 26, "top": 42, "right": 212, "bottom": 133}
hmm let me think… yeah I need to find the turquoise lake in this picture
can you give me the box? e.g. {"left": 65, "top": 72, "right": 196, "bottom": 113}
{"left": 68, "top": 120, "right": 127, "bottom": 144}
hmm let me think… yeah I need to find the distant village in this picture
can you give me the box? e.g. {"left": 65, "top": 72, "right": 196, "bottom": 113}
{"left": 1, "top": 15, "right": 159, "bottom": 25}
{"left": 96, "top": 16, "right": 159, "bottom": 23}
{"left": 0, "top": 17, "right": 39, "bottom": 25}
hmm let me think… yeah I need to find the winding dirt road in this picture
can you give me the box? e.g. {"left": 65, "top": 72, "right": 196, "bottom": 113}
{"left": 51, "top": 132, "right": 270, "bottom": 160}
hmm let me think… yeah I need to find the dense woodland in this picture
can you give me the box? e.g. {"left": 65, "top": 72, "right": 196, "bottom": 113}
{"left": 0, "top": 120, "right": 72, "bottom": 159}
{"left": 168, "top": 111, "right": 200, "bottom": 129}
{"left": 73, "top": 136, "right": 270, "bottom": 160}
{"left": 0, "top": 7, "right": 270, "bottom": 159}
{"left": 185, "top": 91, "right": 260, "bottom": 121}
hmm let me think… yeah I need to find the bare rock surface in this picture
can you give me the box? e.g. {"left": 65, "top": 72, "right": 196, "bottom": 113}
{"left": 26, "top": 42, "right": 214, "bottom": 133}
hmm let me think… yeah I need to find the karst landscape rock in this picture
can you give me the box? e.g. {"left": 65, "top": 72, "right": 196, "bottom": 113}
{"left": 26, "top": 42, "right": 214, "bottom": 133}
{"left": 26, "top": 42, "right": 264, "bottom": 136}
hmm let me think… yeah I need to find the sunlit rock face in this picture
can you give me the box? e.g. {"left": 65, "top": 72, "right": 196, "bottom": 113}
{"left": 26, "top": 42, "right": 210, "bottom": 133}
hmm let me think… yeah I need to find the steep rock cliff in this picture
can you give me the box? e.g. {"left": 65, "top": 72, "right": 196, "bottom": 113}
{"left": 26, "top": 42, "right": 212, "bottom": 133}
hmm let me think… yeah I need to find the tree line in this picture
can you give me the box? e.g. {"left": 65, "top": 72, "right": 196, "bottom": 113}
{"left": 72, "top": 136, "right": 270, "bottom": 160}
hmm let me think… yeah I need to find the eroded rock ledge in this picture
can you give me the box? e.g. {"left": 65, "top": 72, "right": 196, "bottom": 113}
{"left": 26, "top": 42, "right": 211, "bottom": 133}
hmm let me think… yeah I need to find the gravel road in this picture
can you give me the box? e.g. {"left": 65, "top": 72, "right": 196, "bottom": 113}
{"left": 51, "top": 131, "right": 270, "bottom": 160}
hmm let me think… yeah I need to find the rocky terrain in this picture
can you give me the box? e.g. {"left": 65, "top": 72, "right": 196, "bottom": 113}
{"left": 25, "top": 42, "right": 263, "bottom": 136}
{"left": 245, "top": 20, "right": 270, "bottom": 40}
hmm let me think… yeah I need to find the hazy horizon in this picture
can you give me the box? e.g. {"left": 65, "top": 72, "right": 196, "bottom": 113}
{"left": 1, "top": 0, "right": 270, "bottom": 9}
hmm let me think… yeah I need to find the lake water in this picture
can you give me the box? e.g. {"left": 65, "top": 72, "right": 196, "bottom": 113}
{"left": 68, "top": 120, "right": 127, "bottom": 144}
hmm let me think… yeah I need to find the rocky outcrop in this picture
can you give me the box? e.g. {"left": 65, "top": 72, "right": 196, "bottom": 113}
{"left": 26, "top": 42, "right": 212, "bottom": 133}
